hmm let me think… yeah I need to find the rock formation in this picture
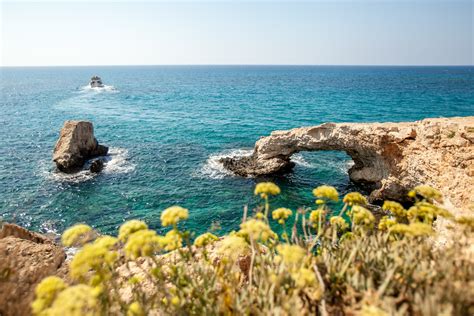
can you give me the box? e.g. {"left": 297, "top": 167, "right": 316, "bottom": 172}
{"left": 53, "top": 121, "right": 108, "bottom": 173}
{"left": 0, "top": 223, "right": 67, "bottom": 316}
{"left": 221, "top": 117, "right": 474, "bottom": 215}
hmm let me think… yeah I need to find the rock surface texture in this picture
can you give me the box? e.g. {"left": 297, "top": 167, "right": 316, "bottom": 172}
{"left": 53, "top": 120, "right": 108, "bottom": 173}
{"left": 221, "top": 117, "right": 474, "bottom": 215}
{"left": 0, "top": 223, "right": 67, "bottom": 316}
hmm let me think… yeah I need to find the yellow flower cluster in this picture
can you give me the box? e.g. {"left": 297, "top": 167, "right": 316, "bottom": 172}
{"left": 406, "top": 202, "right": 452, "bottom": 224}
{"left": 343, "top": 192, "right": 368, "bottom": 206}
{"left": 272, "top": 208, "right": 293, "bottom": 224}
{"left": 312, "top": 185, "right": 339, "bottom": 202}
{"left": 127, "top": 301, "right": 145, "bottom": 316}
{"left": 291, "top": 267, "right": 317, "bottom": 288}
{"left": 276, "top": 244, "right": 306, "bottom": 266}
{"left": 254, "top": 182, "right": 281, "bottom": 198}
{"left": 240, "top": 219, "right": 277, "bottom": 242}
{"left": 43, "top": 284, "right": 100, "bottom": 316}
{"left": 216, "top": 235, "right": 249, "bottom": 261}
{"left": 161, "top": 206, "right": 189, "bottom": 227}
{"left": 118, "top": 220, "right": 148, "bottom": 241}
{"left": 163, "top": 230, "right": 183, "bottom": 251}
{"left": 124, "top": 229, "right": 164, "bottom": 259}
{"left": 61, "top": 224, "right": 94, "bottom": 247}
{"left": 350, "top": 205, "right": 375, "bottom": 228}
{"left": 378, "top": 216, "right": 397, "bottom": 231}
{"left": 409, "top": 185, "right": 443, "bottom": 202}
{"left": 390, "top": 222, "right": 433, "bottom": 237}
{"left": 382, "top": 201, "right": 406, "bottom": 219}
{"left": 329, "top": 216, "right": 349, "bottom": 231}
{"left": 32, "top": 276, "right": 67, "bottom": 315}
{"left": 309, "top": 209, "right": 326, "bottom": 228}
{"left": 194, "top": 232, "right": 219, "bottom": 248}
{"left": 70, "top": 236, "right": 118, "bottom": 282}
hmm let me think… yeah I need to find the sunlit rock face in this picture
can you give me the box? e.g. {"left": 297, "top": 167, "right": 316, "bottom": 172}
{"left": 221, "top": 117, "right": 474, "bottom": 212}
{"left": 53, "top": 120, "right": 108, "bottom": 173}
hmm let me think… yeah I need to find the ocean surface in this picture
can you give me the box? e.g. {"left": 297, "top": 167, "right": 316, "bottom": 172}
{"left": 1, "top": 66, "right": 473, "bottom": 237}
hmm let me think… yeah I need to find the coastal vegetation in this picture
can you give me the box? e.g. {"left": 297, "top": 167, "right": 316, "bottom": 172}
{"left": 32, "top": 184, "right": 473, "bottom": 316}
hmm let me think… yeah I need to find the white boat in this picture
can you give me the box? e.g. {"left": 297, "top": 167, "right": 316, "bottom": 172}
{"left": 89, "top": 76, "right": 105, "bottom": 88}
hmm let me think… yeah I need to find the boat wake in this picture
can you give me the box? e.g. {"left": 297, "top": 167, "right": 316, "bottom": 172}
{"left": 80, "top": 85, "right": 118, "bottom": 93}
{"left": 45, "top": 147, "right": 135, "bottom": 183}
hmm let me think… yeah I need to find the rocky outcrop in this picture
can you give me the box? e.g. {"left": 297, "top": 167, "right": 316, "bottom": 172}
{"left": 221, "top": 117, "right": 474, "bottom": 214}
{"left": 53, "top": 121, "right": 108, "bottom": 173}
{"left": 0, "top": 223, "right": 67, "bottom": 316}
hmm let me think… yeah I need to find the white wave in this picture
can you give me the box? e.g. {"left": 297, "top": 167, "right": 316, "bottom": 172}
{"left": 79, "top": 85, "right": 118, "bottom": 93}
{"left": 196, "top": 148, "right": 253, "bottom": 180}
{"left": 101, "top": 147, "right": 136, "bottom": 174}
{"left": 291, "top": 153, "right": 313, "bottom": 168}
{"left": 45, "top": 147, "right": 135, "bottom": 183}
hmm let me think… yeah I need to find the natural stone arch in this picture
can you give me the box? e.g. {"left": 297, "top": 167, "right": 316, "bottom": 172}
{"left": 221, "top": 117, "right": 474, "bottom": 210}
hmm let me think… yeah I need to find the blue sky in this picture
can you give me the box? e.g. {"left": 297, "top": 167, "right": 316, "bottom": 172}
{"left": 1, "top": 1, "right": 472, "bottom": 66}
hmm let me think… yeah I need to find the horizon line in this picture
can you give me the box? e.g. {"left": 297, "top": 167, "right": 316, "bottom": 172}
{"left": 1, "top": 64, "right": 473, "bottom": 68}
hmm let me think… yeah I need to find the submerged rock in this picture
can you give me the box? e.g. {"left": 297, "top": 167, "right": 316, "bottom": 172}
{"left": 0, "top": 223, "right": 67, "bottom": 316}
{"left": 53, "top": 120, "right": 108, "bottom": 173}
{"left": 221, "top": 117, "right": 474, "bottom": 215}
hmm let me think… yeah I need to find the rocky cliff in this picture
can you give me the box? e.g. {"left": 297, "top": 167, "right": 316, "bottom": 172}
{"left": 0, "top": 223, "right": 67, "bottom": 316}
{"left": 221, "top": 117, "right": 474, "bottom": 215}
{"left": 53, "top": 120, "right": 108, "bottom": 173}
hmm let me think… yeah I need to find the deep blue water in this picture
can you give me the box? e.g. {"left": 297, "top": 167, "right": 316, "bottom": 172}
{"left": 1, "top": 66, "right": 473, "bottom": 236}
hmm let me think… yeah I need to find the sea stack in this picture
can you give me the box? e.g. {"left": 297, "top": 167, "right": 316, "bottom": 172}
{"left": 53, "top": 121, "right": 108, "bottom": 173}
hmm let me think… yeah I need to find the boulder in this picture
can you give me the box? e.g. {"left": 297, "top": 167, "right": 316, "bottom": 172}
{"left": 221, "top": 117, "right": 474, "bottom": 217}
{"left": 0, "top": 223, "right": 67, "bottom": 316}
{"left": 89, "top": 158, "right": 105, "bottom": 173}
{"left": 53, "top": 121, "right": 108, "bottom": 173}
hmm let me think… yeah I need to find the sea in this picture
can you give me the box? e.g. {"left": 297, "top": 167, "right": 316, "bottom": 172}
{"left": 1, "top": 66, "right": 473, "bottom": 237}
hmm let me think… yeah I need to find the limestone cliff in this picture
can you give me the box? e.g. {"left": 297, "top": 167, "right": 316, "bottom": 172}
{"left": 221, "top": 117, "right": 474, "bottom": 215}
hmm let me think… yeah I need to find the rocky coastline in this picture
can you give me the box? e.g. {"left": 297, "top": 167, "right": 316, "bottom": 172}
{"left": 221, "top": 117, "right": 474, "bottom": 218}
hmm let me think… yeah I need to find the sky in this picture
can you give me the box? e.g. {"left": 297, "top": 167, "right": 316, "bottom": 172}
{"left": 1, "top": 1, "right": 473, "bottom": 66}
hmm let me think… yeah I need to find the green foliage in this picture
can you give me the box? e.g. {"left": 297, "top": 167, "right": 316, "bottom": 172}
{"left": 32, "top": 185, "right": 474, "bottom": 316}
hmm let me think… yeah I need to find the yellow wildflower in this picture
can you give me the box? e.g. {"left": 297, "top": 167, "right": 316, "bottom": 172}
{"left": 312, "top": 185, "right": 339, "bottom": 202}
{"left": 276, "top": 244, "right": 306, "bottom": 266}
{"left": 45, "top": 284, "right": 100, "bottom": 316}
{"left": 309, "top": 209, "right": 326, "bottom": 228}
{"left": 239, "top": 219, "right": 277, "bottom": 242}
{"left": 124, "top": 229, "right": 164, "bottom": 259}
{"left": 329, "top": 216, "right": 349, "bottom": 231}
{"left": 163, "top": 229, "right": 183, "bottom": 251}
{"left": 194, "top": 232, "right": 219, "bottom": 248}
{"left": 350, "top": 205, "right": 375, "bottom": 228}
{"left": 291, "top": 267, "right": 317, "bottom": 288}
{"left": 343, "top": 192, "right": 368, "bottom": 206}
{"left": 32, "top": 276, "right": 67, "bottom": 315}
{"left": 390, "top": 222, "right": 433, "bottom": 237}
{"left": 118, "top": 220, "right": 148, "bottom": 242}
{"left": 171, "top": 296, "right": 180, "bottom": 306}
{"left": 127, "top": 301, "right": 145, "bottom": 316}
{"left": 61, "top": 224, "right": 94, "bottom": 247}
{"left": 70, "top": 236, "right": 118, "bottom": 281}
{"left": 406, "top": 202, "right": 452, "bottom": 224}
{"left": 382, "top": 201, "right": 406, "bottom": 219}
{"left": 378, "top": 216, "right": 397, "bottom": 231}
{"left": 216, "top": 235, "right": 249, "bottom": 261}
{"left": 272, "top": 208, "right": 293, "bottom": 222}
{"left": 254, "top": 182, "right": 281, "bottom": 198}
{"left": 161, "top": 206, "right": 189, "bottom": 227}
{"left": 409, "top": 185, "right": 443, "bottom": 203}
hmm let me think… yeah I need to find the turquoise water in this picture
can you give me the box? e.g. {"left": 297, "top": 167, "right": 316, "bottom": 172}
{"left": 1, "top": 66, "right": 473, "bottom": 236}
